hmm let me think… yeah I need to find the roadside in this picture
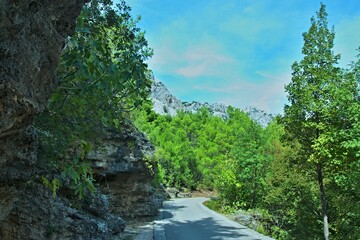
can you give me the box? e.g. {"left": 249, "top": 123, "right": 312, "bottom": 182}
{"left": 118, "top": 217, "right": 156, "bottom": 240}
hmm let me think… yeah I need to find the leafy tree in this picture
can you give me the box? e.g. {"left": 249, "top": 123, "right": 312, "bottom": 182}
{"left": 324, "top": 52, "right": 360, "bottom": 239}
{"left": 282, "top": 3, "right": 358, "bottom": 239}
{"left": 34, "top": 0, "right": 153, "bottom": 198}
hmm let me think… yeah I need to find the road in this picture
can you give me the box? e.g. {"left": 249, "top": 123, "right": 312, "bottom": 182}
{"left": 154, "top": 197, "right": 274, "bottom": 240}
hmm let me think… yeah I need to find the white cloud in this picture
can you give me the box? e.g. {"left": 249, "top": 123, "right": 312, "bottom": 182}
{"left": 249, "top": 72, "right": 291, "bottom": 114}
{"left": 192, "top": 83, "right": 246, "bottom": 94}
{"left": 175, "top": 45, "right": 234, "bottom": 78}
{"left": 207, "top": 71, "right": 292, "bottom": 114}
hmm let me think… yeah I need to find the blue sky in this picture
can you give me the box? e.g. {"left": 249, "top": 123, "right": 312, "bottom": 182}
{"left": 124, "top": 0, "right": 360, "bottom": 115}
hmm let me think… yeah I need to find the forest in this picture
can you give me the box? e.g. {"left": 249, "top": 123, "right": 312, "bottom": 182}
{"left": 32, "top": 1, "right": 359, "bottom": 239}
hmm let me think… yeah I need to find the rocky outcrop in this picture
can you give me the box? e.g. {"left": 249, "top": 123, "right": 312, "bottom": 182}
{"left": 0, "top": 183, "right": 125, "bottom": 240}
{"left": 0, "top": 0, "right": 86, "bottom": 139}
{"left": 151, "top": 80, "right": 274, "bottom": 126}
{"left": 150, "top": 80, "right": 229, "bottom": 118}
{"left": 244, "top": 107, "right": 275, "bottom": 128}
{"left": 0, "top": 1, "right": 165, "bottom": 239}
{"left": 0, "top": 123, "right": 165, "bottom": 239}
{"left": 0, "top": 0, "right": 88, "bottom": 179}
{"left": 183, "top": 101, "right": 229, "bottom": 119}
{"left": 89, "top": 126, "right": 167, "bottom": 219}
{"left": 151, "top": 80, "right": 184, "bottom": 116}
{"left": 0, "top": 1, "right": 132, "bottom": 239}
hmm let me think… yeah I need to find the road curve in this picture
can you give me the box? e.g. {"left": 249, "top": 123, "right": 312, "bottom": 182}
{"left": 154, "top": 197, "right": 274, "bottom": 240}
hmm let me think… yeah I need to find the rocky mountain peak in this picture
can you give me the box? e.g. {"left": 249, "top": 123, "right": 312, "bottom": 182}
{"left": 150, "top": 80, "right": 274, "bottom": 126}
{"left": 183, "top": 101, "right": 229, "bottom": 119}
{"left": 151, "top": 80, "right": 184, "bottom": 116}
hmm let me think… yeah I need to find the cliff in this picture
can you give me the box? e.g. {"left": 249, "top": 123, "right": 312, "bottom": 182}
{"left": 89, "top": 125, "right": 166, "bottom": 219}
{"left": 151, "top": 80, "right": 229, "bottom": 118}
{"left": 0, "top": 1, "right": 164, "bottom": 239}
{"left": 0, "top": 0, "right": 87, "bottom": 182}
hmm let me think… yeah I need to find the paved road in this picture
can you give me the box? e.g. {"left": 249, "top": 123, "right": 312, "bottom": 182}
{"left": 154, "top": 197, "right": 274, "bottom": 240}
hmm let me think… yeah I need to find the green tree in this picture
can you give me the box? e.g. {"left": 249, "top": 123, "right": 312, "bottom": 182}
{"left": 264, "top": 124, "right": 322, "bottom": 239}
{"left": 283, "top": 4, "right": 342, "bottom": 239}
{"left": 35, "top": 0, "right": 153, "bottom": 198}
{"left": 324, "top": 53, "right": 360, "bottom": 239}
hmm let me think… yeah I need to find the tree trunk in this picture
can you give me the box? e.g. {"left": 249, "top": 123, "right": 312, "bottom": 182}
{"left": 317, "top": 162, "right": 329, "bottom": 240}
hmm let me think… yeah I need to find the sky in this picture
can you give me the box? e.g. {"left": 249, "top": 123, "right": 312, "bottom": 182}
{"left": 124, "top": 0, "right": 360, "bottom": 115}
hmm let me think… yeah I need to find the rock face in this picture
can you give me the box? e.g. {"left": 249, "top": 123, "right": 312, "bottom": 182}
{"left": 0, "top": 0, "right": 86, "bottom": 139}
{"left": 151, "top": 80, "right": 184, "bottom": 116}
{"left": 0, "top": 122, "right": 165, "bottom": 239}
{"left": 0, "top": 183, "right": 126, "bottom": 240}
{"left": 0, "top": 1, "right": 128, "bottom": 239}
{"left": 183, "top": 101, "right": 229, "bottom": 119}
{"left": 88, "top": 126, "right": 167, "bottom": 219}
{"left": 244, "top": 107, "right": 275, "bottom": 128}
{"left": 0, "top": 1, "right": 165, "bottom": 239}
{"left": 151, "top": 80, "right": 274, "bottom": 126}
{"left": 0, "top": 0, "right": 87, "bottom": 179}
{"left": 151, "top": 80, "right": 229, "bottom": 118}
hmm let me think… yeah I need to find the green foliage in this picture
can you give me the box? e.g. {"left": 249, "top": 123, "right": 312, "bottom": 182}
{"left": 283, "top": 3, "right": 360, "bottom": 239}
{"left": 264, "top": 140, "right": 323, "bottom": 239}
{"left": 34, "top": 0, "right": 152, "bottom": 199}
{"left": 134, "top": 105, "right": 274, "bottom": 207}
{"left": 42, "top": 176, "right": 62, "bottom": 198}
{"left": 62, "top": 156, "right": 96, "bottom": 200}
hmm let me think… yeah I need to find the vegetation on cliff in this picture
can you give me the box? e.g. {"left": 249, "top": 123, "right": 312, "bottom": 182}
{"left": 34, "top": 0, "right": 153, "bottom": 199}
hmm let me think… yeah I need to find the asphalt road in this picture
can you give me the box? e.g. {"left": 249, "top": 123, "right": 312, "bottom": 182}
{"left": 154, "top": 197, "right": 274, "bottom": 240}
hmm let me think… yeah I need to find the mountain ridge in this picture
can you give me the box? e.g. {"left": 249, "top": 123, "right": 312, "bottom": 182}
{"left": 150, "top": 80, "right": 274, "bottom": 127}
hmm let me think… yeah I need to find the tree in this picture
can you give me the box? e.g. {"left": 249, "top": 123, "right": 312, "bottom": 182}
{"left": 283, "top": 4, "right": 341, "bottom": 239}
{"left": 34, "top": 0, "right": 153, "bottom": 198}
{"left": 324, "top": 52, "right": 360, "bottom": 239}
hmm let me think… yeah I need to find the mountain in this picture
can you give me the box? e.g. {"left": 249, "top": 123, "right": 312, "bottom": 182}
{"left": 151, "top": 81, "right": 185, "bottom": 116}
{"left": 150, "top": 80, "right": 274, "bottom": 127}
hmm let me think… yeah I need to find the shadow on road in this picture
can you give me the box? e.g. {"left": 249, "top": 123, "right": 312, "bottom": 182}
{"left": 163, "top": 203, "right": 187, "bottom": 213}
{"left": 163, "top": 216, "right": 262, "bottom": 240}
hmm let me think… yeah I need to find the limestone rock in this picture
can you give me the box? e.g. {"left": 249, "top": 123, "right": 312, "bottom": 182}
{"left": 88, "top": 126, "right": 167, "bottom": 219}
{"left": 165, "top": 187, "right": 180, "bottom": 199}
{"left": 183, "top": 101, "right": 229, "bottom": 119}
{"left": 0, "top": 183, "right": 125, "bottom": 240}
{"left": 0, "top": 0, "right": 88, "bottom": 181}
{"left": 151, "top": 80, "right": 184, "bottom": 116}
{"left": 0, "top": 0, "right": 87, "bottom": 138}
{"left": 151, "top": 80, "right": 274, "bottom": 126}
{"left": 0, "top": 127, "right": 38, "bottom": 182}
